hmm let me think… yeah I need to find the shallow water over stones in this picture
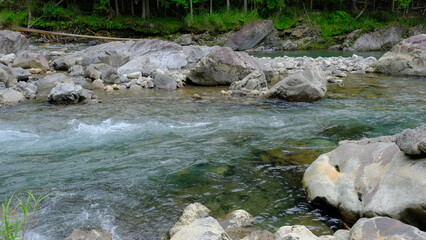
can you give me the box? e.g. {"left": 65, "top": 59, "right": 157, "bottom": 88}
{"left": 0, "top": 73, "right": 425, "bottom": 239}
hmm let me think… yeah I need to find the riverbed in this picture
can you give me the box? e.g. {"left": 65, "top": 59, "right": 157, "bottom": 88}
{"left": 1, "top": 50, "right": 425, "bottom": 239}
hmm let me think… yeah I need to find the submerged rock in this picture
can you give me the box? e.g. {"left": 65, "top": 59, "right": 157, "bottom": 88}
{"left": 225, "top": 20, "right": 275, "bottom": 51}
{"left": 0, "top": 30, "right": 29, "bottom": 55}
{"left": 47, "top": 82, "right": 93, "bottom": 104}
{"left": 64, "top": 228, "right": 112, "bottom": 240}
{"left": 303, "top": 135, "right": 426, "bottom": 229}
{"left": 265, "top": 65, "right": 327, "bottom": 102}
{"left": 376, "top": 34, "right": 426, "bottom": 76}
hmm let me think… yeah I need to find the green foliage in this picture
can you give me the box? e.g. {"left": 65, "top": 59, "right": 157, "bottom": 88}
{"left": 0, "top": 10, "right": 27, "bottom": 28}
{"left": 0, "top": 192, "right": 49, "bottom": 240}
{"left": 393, "top": 0, "right": 411, "bottom": 9}
{"left": 185, "top": 9, "right": 261, "bottom": 32}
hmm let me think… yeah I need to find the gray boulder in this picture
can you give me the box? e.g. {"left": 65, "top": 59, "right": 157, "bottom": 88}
{"left": 352, "top": 25, "right": 407, "bottom": 51}
{"left": 265, "top": 65, "right": 327, "bottom": 102}
{"left": 69, "top": 65, "right": 84, "bottom": 77}
{"left": 153, "top": 73, "right": 177, "bottom": 90}
{"left": 64, "top": 228, "right": 112, "bottom": 240}
{"left": 84, "top": 63, "right": 120, "bottom": 84}
{"left": 395, "top": 124, "right": 426, "bottom": 155}
{"left": 170, "top": 217, "right": 232, "bottom": 240}
{"left": 225, "top": 20, "right": 275, "bottom": 51}
{"left": 229, "top": 70, "right": 267, "bottom": 91}
{"left": 303, "top": 140, "right": 426, "bottom": 229}
{"left": 48, "top": 82, "right": 93, "bottom": 104}
{"left": 350, "top": 217, "right": 426, "bottom": 240}
{"left": 12, "top": 51, "right": 49, "bottom": 70}
{"left": 15, "top": 81, "right": 37, "bottom": 99}
{"left": 12, "top": 67, "right": 31, "bottom": 81}
{"left": 174, "top": 34, "right": 193, "bottom": 46}
{"left": 375, "top": 34, "right": 426, "bottom": 76}
{"left": 0, "top": 88, "right": 25, "bottom": 105}
{"left": 188, "top": 47, "right": 269, "bottom": 86}
{"left": 0, "top": 64, "right": 17, "bottom": 87}
{"left": 0, "top": 30, "right": 29, "bottom": 55}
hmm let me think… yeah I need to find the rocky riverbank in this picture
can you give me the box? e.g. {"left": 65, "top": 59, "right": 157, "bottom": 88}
{"left": 1, "top": 28, "right": 391, "bottom": 107}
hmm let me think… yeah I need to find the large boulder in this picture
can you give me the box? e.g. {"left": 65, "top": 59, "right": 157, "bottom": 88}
{"left": 352, "top": 25, "right": 407, "bottom": 51}
{"left": 350, "top": 217, "right": 426, "bottom": 240}
{"left": 12, "top": 51, "right": 49, "bottom": 70}
{"left": 187, "top": 47, "right": 269, "bottom": 86}
{"left": 0, "top": 30, "right": 29, "bottom": 55}
{"left": 0, "top": 64, "right": 17, "bottom": 87}
{"left": 375, "top": 34, "right": 426, "bottom": 76}
{"left": 395, "top": 124, "right": 426, "bottom": 156}
{"left": 47, "top": 82, "right": 93, "bottom": 104}
{"left": 64, "top": 228, "right": 112, "bottom": 240}
{"left": 219, "top": 209, "right": 254, "bottom": 239}
{"left": 53, "top": 40, "right": 216, "bottom": 74}
{"left": 225, "top": 20, "right": 275, "bottom": 51}
{"left": 170, "top": 217, "right": 232, "bottom": 240}
{"left": 265, "top": 65, "right": 327, "bottom": 102}
{"left": 0, "top": 88, "right": 25, "bottom": 105}
{"left": 303, "top": 139, "right": 426, "bottom": 229}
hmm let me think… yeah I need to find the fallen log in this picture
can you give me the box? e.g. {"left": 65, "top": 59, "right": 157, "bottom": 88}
{"left": 11, "top": 27, "right": 143, "bottom": 41}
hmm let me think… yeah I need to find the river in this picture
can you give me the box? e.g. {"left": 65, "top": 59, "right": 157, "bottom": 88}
{"left": 1, "top": 51, "right": 425, "bottom": 239}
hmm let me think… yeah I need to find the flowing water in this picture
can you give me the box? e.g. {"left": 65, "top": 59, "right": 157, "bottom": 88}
{"left": 1, "top": 70, "right": 425, "bottom": 239}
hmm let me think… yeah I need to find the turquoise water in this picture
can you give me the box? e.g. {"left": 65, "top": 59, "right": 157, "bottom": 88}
{"left": 0, "top": 73, "right": 425, "bottom": 239}
{"left": 250, "top": 50, "right": 385, "bottom": 59}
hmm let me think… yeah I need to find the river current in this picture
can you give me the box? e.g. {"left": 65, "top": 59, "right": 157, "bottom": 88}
{"left": 1, "top": 65, "right": 425, "bottom": 239}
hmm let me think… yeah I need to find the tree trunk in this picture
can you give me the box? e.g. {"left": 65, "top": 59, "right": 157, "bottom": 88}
{"left": 27, "top": 0, "right": 31, "bottom": 28}
{"left": 146, "top": 0, "right": 150, "bottom": 17}
{"left": 244, "top": 0, "right": 247, "bottom": 12}
{"left": 115, "top": 0, "right": 120, "bottom": 15}
{"left": 227, "top": 0, "right": 230, "bottom": 12}
{"left": 131, "top": 0, "right": 134, "bottom": 16}
{"left": 157, "top": 0, "right": 159, "bottom": 9}
{"left": 310, "top": 0, "right": 313, "bottom": 10}
{"left": 210, "top": 0, "right": 213, "bottom": 14}
{"left": 190, "top": 0, "right": 194, "bottom": 21}
{"left": 142, "top": 0, "right": 146, "bottom": 19}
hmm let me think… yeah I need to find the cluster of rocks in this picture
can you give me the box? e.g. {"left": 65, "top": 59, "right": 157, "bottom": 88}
{"left": 166, "top": 202, "right": 426, "bottom": 240}
{"left": 303, "top": 124, "right": 426, "bottom": 230}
